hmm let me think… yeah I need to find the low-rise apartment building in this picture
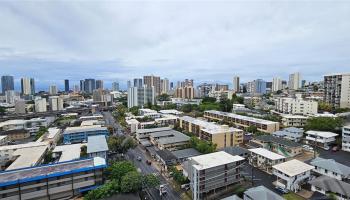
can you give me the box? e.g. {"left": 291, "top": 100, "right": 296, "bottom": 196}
{"left": 135, "top": 127, "right": 172, "bottom": 141}
{"left": 204, "top": 110, "right": 279, "bottom": 133}
{"left": 274, "top": 95, "right": 318, "bottom": 116}
{"left": 179, "top": 116, "right": 243, "bottom": 149}
{"left": 149, "top": 130, "right": 190, "bottom": 151}
{"left": 249, "top": 135, "right": 302, "bottom": 157}
{"left": 1, "top": 129, "right": 30, "bottom": 141}
{"left": 0, "top": 157, "right": 106, "bottom": 200}
{"left": 343, "top": 125, "right": 350, "bottom": 152}
{"left": 310, "top": 157, "right": 350, "bottom": 181}
{"left": 63, "top": 125, "right": 109, "bottom": 144}
{"left": 281, "top": 115, "right": 308, "bottom": 127}
{"left": 272, "top": 159, "right": 314, "bottom": 192}
{"left": 183, "top": 151, "right": 245, "bottom": 200}
{"left": 0, "top": 118, "right": 47, "bottom": 135}
{"left": 248, "top": 148, "right": 286, "bottom": 174}
{"left": 272, "top": 127, "right": 303, "bottom": 142}
{"left": 305, "top": 131, "right": 338, "bottom": 150}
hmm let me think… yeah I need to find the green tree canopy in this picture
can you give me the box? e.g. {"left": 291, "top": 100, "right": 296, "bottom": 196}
{"left": 120, "top": 171, "right": 143, "bottom": 193}
{"left": 190, "top": 136, "right": 217, "bottom": 154}
{"left": 142, "top": 174, "right": 161, "bottom": 189}
{"left": 305, "top": 117, "right": 343, "bottom": 132}
{"left": 157, "top": 93, "right": 171, "bottom": 101}
{"left": 107, "top": 161, "right": 136, "bottom": 182}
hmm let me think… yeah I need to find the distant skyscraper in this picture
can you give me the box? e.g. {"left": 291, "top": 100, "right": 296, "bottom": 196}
{"left": 288, "top": 72, "right": 301, "bottom": 90}
{"left": 49, "top": 96, "right": 64, "bottom": 111}
{"left": 1, "top": 75, "right": 14, "bottom": 94}
{"left": 112, "top": 82, "right": 119, "bottom": 91}
{"left": 127, "top": 80, "right": 131, "bottom": 89}
{"left": 272, "top": 77, "right": 282, "bottom": 92}
{"left": 143, "top": 75, "right": 161, "bottom": 95}
{"left": 233, "top": 76, "right": 240, "bottom": 93}
{"left": 64, "top": 79, "right": 69, "bottom": 92}
{"left": 21, "top": 77, "right": 35, "bottom": 95}
{"left": 15, "top": 100, "right": 26, "bottom": 114}
{"left": 133, "top": 78, "right": 143, "bottom": 88}
{"left": 170, "top": 82, "right": 174, "bottom": 89}
{"left": 96, "top": 80, "right": 104, "bottom": 89}
{"left": 5, "top": 90, "right": 20, "bottom": 104}
{"left": 84, "top": 79, "right": 96, "bottom": 93}
{"left": 324, "top": 73, "right": 350, "bottom": 109}
{"left": 49, "top": 85, "right": 58, "bottom": 95}
{"left": 80, "top": 80, "right": 85, "bottom": 92}
{"left": 301, "top": 80, "right": 306, "bottom": 88}
{"left": 35, "top": 98, "right": 47, "bottom": 112}
{"left": 161, "top": 78, "right": 170, "bottom": 94}
{"left": 248, "top": 79, "right": 266, "bottom": 94}
{"left": 73, "top": 85, "right": 80, "bottom": 93}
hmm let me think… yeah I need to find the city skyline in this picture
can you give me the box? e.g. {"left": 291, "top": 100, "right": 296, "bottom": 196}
{"left": 0, "top": 1, "right": 349, "bottom": 88}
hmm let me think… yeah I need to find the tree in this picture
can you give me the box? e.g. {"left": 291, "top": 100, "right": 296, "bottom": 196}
{"left": 246, "top": 125, "right": 258, "bottom": 133}
{"left": 231, "top": 94, "right": 244, "bottom": 104}
{"left": 318, "top": 102, "right": 332, "bottom": 112}
{"left": 169, "top": 166, "right": 189, "bottom": 184}
{"left": 84, "top": 180, "right": 120, "bottom": 200}
{"left": 305, "top": 117, "right": 343, "bottom": 132}
{"left": 120, "top": 171, "right": 143, "bottom": 193}
{"left": 108, "top": 135, "right": 136, "bottom": 153}
{"left": 120, "top": 137, "right": 136, "bottom": 153}
{"left": 0, "top": 107, "right": 6, "bottom": 115}
{"left": 142, "top": 174, "right": 161, "bottom": 189}
{"left": 107, "top": 161, "right": 136, "bottom": 182}
{"left": 80, "top": 145, "right": 87, "bottom": 158}
{"left": 129, "top": 106, "right": 140, "bottom": 116}
{"left": 157, "top": 93, "right": 171, "bottom": 101}
{"left": 219, "top": 98, "right": 233, "bottom": 112}
{"left": 202, "top": 97, "right": 217, "bottom": 103}
{"left": 107, "top": 126, "right": 114, "bottom": 135}
{"left": 43, "top": 150, "right": 54, "bottom": 164}
{"left": 190, "top": 137, "right": 217, "bottom": 154}
{"left": 35, "top": 126, "right": 48, "bottom": 141}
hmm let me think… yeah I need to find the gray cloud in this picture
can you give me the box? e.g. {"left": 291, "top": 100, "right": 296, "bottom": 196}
{"left": 0, "top": 1, "right": 349, "bottom": 89}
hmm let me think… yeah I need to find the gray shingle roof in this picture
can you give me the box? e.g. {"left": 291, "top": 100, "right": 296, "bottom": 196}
{"left": 254, "top": 135, "right": 302, "bottom": 148}
{"left": 309, "top": 176, "right": 350, "bottom": 197}
{"left": 284, "top": 127, "right": 303, "bottom": 133}
{"left": 171, "top": 148, "right": 201, "bottom": 159}
{"left": 221, "top": 146, "right": 249, "bottom": 156}
{"left": 87, "top": 135, "right": 108, "bottom": 153}
{"left": 244, "top": 186, "right": 284, "bottom": 200}
{"left": 156, "top": 149, "right": 177, "bottom": 162}
{"left": 310, "top": 157, "right": 350, "bottom": 178}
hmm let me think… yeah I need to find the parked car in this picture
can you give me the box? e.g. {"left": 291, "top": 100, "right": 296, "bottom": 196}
{"left": 275, "top": 186, "right": 288, "bottom": 194}
{"left": 137, "top": 156, "right": 142, "bottom": 161}
{"left": 332, "top": 146, "right": 340, "bottom": 152}
{"left": 146, "top": 160, "right": 152, "bottom": 165}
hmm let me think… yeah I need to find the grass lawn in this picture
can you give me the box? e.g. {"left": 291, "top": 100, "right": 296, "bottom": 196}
{"left": 283, "top": 193, "right": 306, "bottom": 200}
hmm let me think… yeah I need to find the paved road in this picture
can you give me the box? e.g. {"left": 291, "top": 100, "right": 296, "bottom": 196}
{"left": 104, "top": 111, "right": 180, "bottom": 200}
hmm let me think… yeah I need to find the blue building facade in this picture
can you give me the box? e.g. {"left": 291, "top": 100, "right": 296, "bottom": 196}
{"left": 63, "top": 126, "right": 109, "bottom": 144}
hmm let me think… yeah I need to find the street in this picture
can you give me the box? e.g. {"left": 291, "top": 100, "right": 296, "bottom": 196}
{"left": 104, "top": 111, "right": 181, "bottom": 200}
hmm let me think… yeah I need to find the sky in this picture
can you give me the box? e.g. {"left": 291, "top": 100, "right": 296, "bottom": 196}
{"left": 0, "top": 1, "right": 350, "bottom": 90}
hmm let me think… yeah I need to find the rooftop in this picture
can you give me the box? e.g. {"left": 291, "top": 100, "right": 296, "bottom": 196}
{"left": 190, "top": 151, "right": 244, "bottom": 170}
{"left": 46, "top": 127, "right": 61, "bottom": 139}
{"left": 248, "top": 148, "right": 286, "bottom": 160}
{"left": 254, "top": 135, "right": 302, "bottom": 148}
{"left": 309, "top": 176, "right": 350, "bottom": 197}
{"left": 284, "top": 127, "right": 303, "bottom": 133}
{"left": 53, "top": 143, "right": 85, "bottom": 162}
{"left": 305, "top": 130, "right": 338, "bottom": 138}
{"left": 149, "top": 130, "right": 181, "bottom": 138}
{"left": 6, "top": 145, "right": 48, "bottom": 171}
{"left": 156, "top": 149, "right": 177, "bottom": 161}
{"left": 136, "top": 127, "right": 172, "bottom": 134}
{"left": 87, "top": 135, "right": 108, "bottom": 153}
{"left": 0, "top": 135, "right": 8, "bottom": 140}
{"left": 0, "top": 157, "right": 106, "bottom": 186}
{"left": 157, "top": 134, "right": 190, "bottom": 145}
{"left": 244, "top": 186, "right": 284, "bottom": 200}
{"left": 310, "top": 157, "right": 350, "bottom": 177}
{"left": 282, "top": 114, "right": 308, "bottom": 119}
{"left": 273, "top": 159, "right": 314, "bottom": 177}
{"left": 205, "top": 110, "right": 279, "bottom": 125}
{"left": 159, "top": 109, "right": 183, "bottom": 115}
{"left": 63, "top": 125, "right": 107, "bottom": 134}
{"left": 221, "top": 146, "right": 249, "bottom": 156}
{"left": 0, "top": 142, "right": 48, "bottom": 151}
{"left": 171, "top": 148, "right": 201, "bottom": 159}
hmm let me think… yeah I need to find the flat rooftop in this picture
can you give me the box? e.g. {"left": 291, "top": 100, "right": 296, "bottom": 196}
{"left": 180, "top": 116, "right": 242, "bottom": 134}
{"left": 87, "top": 135, "right": 108, "bottom": 153}
{"left": 0, "top": 142, "right": 48, "bottom": 151}
{"left": 0, "top": 157, "right": 106, "bottom": 186}
{"left": 159, "top": 110, "right": 183, "bottom": 115}
{"left": 305, "top": 130, "right": 338, "bottom": 138}
{"left": 46, "top": 127, "right": 61, "bottom": 139}
{"left": 6, "top": 146, "right": 48, "bottom": 171}
{"left": 0, "top": 135, "right": 8, "bottom": 140}
{"left": 136, "top": 127, "right": 172, "bottom": 134}
{"left": 273, "top": 159, "right": 314, "bottom": 177}
{"left": 190, "top": 151, "right": 244, "bottom": 170}
{"left": 282, "top": 115, "right": 308, "bottom": 119}
{"left": 53, "top": 143, "right": 85, "bottom": 162}
{"left": 64, "top": 125, "right": 107, "bottom": 134}
{"left": 205, "top": 110, "right": 279, "bottom": 125}
{"left": 249, "top": 148, "right": 286, "bottom": 160}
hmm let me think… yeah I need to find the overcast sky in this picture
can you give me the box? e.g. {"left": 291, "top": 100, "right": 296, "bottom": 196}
{"left": 0, "top": 1, "right": 350, "bottom": 90}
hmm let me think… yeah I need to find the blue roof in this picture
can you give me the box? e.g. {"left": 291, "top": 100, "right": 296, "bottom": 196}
{"left": 87, "top": 135, "right": 109, "bottom": 153}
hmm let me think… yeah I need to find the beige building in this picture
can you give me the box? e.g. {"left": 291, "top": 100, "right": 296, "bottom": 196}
{"left": 175, "top": 86, "right": 195, "bottom": 99}
{"left": 204, "top": 110, "right": 280, "bottom": 134}
{"left": 179, "top": 116, "right": 243, "bottom": 149}
{"left": 2, "top": 129, "right": 30, "bottom": 141}
{"left": 281, "top": 115, "right": 308, "bottom": 127}
{"left": 324, "top": 73, "right": 350, "bottom": 108}
{"left": 143, "top": 75, "right": 161, "bottom": 95}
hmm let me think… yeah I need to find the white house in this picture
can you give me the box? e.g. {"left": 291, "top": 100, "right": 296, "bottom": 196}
{"left": 272, "top": 127, "right": 303, "bottom": 142}
{"left": 272, "top": 159, "right": 314, "bottom": 192}
{"left": 305, "top": 130, "right": 338, "bottom": 150}
{"left": 310, "top": 157, "right": 350, "bottom": 181}
{"left": 248, "top": 148, "right": 286, "bottom": 174}
{"left": 342, "top": 125, "right": 350, "bottom": 152}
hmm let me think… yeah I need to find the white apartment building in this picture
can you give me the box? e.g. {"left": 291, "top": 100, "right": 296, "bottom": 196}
{"left": 0, "top": 118, "right": 48, "bottom": 135}
{"left": 272, "top": 159, "right": 314, "bottom": 192}
{"left": 248, "top": 148, "right": 286, "bottom": 174}
{"left": 49, "top": 96, "right": 64, "bottom": 111}
{"left": 161, "top": 78, "right": 170, "bottom": 94}
{"left": 310, "top": 157, "right": 350, "bottom": 181}
{"left": 35, "top": 98, "right": 47, "bottom": 112}
{"left": 21, "top": 77, "right": 35, "bottom": 95}
{"left": 288, "top": 72, "right": 300, "bottom": 90}
{"left": 49, "top": 85, "right": 58, "bottom": 95}
{"left": 183, "top": 151, "right": 245, "bottom": 200}
{"left": 324, "top": 73, "right": 350, "bottom": 108}
{"left": 305, "top": 131, "right": 338, "bottom": 150}
{"left": 275, "top": 94, "right": 318, "bottom": 116}
{"left": 127, "top": 86, "right": 155, "bottom": 108}
{"left": 272, "top": 77, "right": 282, "bottom": 92}
{"left": 342, "top": 125, "right": 350, "bottom": 152}
{"left": 281, "top": 115, "right": 308, "bottom": 127}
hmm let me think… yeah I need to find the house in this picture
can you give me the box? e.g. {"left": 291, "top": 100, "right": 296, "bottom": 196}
{"left": 149, "top": 130, "right": 190, "bottom": 151}
{"left": 342, "top": 125, "right": 350, "bottom": 152}
{"left": 171, "top": 148, "right": 201, "bottom": 162}
{"left": 281, "top": 115, "right": 308, "bottom": 127}
{"left": 156, "top": 149, "right": 177, "bottom": 167}
{"left": 248, "top": 148, "right": 286, "bottom": 174}
{"left": 126, "top": 118, "right": 140, "bottom": 134}
{"left": 310, "top": 157, "right": 350, "bottom": 181}
{"left": 272, "top": 159, "right": 314, "bottom": 192}
{"left": 221, "top": 146, "right": 250, "bottom": 158}
{"left": 243, "top": 185, "right": 284, "bottom": 200}
{"left": 182, "top": 151, "right": 245, "bottom": 200}
{"left": 135, "top": 127, "right": 172, "bottom": 141}
{"left": 272, "top": 127, "right": 303, "bottom": 142}
{"left": 87, "top": 135, "right": 109, "bottom": 160}
{"left": 305, "top": 130, "right": 338, "bottom": 150}
{"left": 249, "top": 135, "right": 302, "bottom": 157}
{"left": 310, "top": 176, "right": 350, "bottom": 200}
